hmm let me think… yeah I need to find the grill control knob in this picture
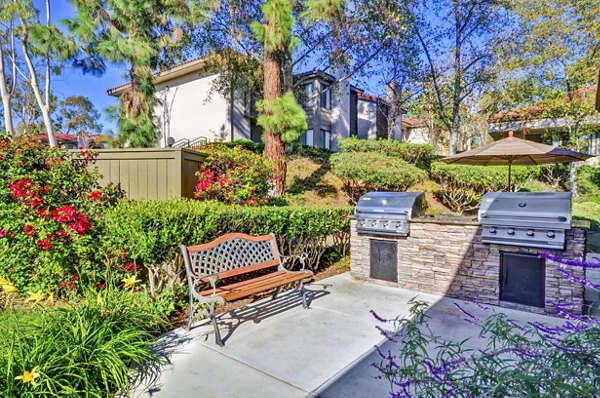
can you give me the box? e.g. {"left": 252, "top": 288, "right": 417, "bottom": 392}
{"left": 507, "top": 228, "right": 515, "bottom": 236}
{"left": 526, "top": 230, "right": 535, "bottom": 237}
{"left": 489, "top": 227, "right": 497, "bottom": 234}
{"left": 547, "top": 231, "right": 555, "bottom": 239}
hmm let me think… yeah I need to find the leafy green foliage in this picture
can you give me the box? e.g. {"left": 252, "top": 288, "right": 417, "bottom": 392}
{"left": 223, "top": 139, "right": 264, "bottom": 153}
{"left": 375, "top": 297, "right": 600, "bottom": 397}
{"left": 57, "top": 95, "right": 103, "bottom": 134}
{"left": 257, "top": 92, "right": 308, "bottom": 144}
{"left": 0, "top": 287, "right": 166, "bottom": 397}
{"left": 251, "top": 0, "right": 295, "bottom": 54}
{"left": 330, "top": 151, "right": 427, "bottom": 204}
{"left": 194, "top": 143, "right": 273, "bottom": 205}
{"left": 577, "top": 165, "right": 600, "bottom": 204}
{"left": 104, "top": 199, "right": 352, "bottom": 271}
{"left": 337, "top": 137, "right": 437, "bottom": 169}
{"left": 429, "top": 162, "right": 531, "bottom": 213}
{"left": 0, "top": 136, "right": 122, "bottom": 292}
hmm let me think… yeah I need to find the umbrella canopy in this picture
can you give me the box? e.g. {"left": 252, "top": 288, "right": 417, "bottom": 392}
{"left": 441, "top": 131, "right": 593, "bottom": 190}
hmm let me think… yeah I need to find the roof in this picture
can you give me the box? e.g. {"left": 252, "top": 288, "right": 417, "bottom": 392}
{"left": 107, "top": 56, "right": 208, "bottom": 96}
{"left": 356, "top": 92, "right": 378, "bottom": 102}
{"left": 490, "top": 84, "right": 598, "bottom": 123}
{"left": 35, "top": 133, "right": 114, "bottom": 146}
{"left": 402, "top": 117, "right": 427, "bottom": 128}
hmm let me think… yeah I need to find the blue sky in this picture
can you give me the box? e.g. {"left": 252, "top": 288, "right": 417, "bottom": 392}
{"left": 39, "top": 0, "right": 124, "bottom": 134}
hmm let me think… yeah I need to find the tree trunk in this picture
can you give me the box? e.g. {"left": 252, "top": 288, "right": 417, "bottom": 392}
{"left": 570, "top": 162, "right": 579, "bottom": 199}
{"left": 0, "top": 62, "right": 15, "bottom": 137}
{"left": 263, "top": 50, "right": 286, "bottom": 197}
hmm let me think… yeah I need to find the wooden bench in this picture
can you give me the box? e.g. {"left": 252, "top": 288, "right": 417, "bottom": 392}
{"left": 180, "top": 233, "right": 314, "bottom": 346}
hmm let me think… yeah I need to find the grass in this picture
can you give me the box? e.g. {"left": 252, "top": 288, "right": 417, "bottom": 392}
{"left": 573, "top": 200, "right": 600, "bottom": 230}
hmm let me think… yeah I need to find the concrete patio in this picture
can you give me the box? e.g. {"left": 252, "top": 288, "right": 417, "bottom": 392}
{"left": 131, "top": 273, "right": 567, "bottom": 398}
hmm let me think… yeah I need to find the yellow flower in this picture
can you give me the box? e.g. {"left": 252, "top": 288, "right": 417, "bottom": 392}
{"left": 15, "top": 366, "right": 40, "bottom": 385}
{"left": 25, "top": 291, "right": 45, "bottom": 305}
{"left": 0, "top": 277, "right": 10, "bottom": 286}
{"left": 45, "top": 292, "right": 54, "bottom": 306}
{"left": 122, "top": 275, "right": 140, "bottom": 288}
{"left": 2, "top": 284, "right": 18, "bottom": 294}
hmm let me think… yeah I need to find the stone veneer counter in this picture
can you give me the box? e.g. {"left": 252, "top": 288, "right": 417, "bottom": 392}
{"left": 350, "top": 216, "right": 587, "bottom": 315}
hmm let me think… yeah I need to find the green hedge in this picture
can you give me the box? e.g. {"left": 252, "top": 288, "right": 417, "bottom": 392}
{"left": 330, "top": 152, "right": 427, "bottom": 204}
{"left": 337, "top": 137, "right": 436, "bottom": 169}
{"left": 104, "top": 200, "right": 352, "bottom": 273}
{"left": 430, "top": 162, "right": 532, "bottom": 213}
{"left": 577, "top": 165, "right": 600, "bottom": 204}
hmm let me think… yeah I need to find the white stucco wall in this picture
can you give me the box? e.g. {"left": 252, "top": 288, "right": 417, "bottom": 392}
{"left": 356, "top": 98, "right": 378, "bottom": 140}
{"left": 154, "top": 72, "right": 252, "bottom": 147}
{"left": 403, "top": 126, "right": 430, "bottom": 144}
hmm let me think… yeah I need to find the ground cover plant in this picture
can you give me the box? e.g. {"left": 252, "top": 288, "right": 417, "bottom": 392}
{"left": 0, "top": 276, "right": 167, "bottom": 397}
{"left": 373, "top": 255, "right": 600, "bottom": 397}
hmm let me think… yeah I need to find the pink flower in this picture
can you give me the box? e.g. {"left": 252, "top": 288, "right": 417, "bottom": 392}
{"left": 24, "top": 224, "right": 36, "bottom": 237}
{"left": 86, "top": 191, "right": 102, "bottom": 200}
{"left": 37, "top": 239, "right": 52, "bottom": 250}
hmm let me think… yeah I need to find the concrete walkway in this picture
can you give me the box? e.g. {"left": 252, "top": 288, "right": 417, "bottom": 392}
{"left": 131, "top": 273, "right": 565, "bottom": 398}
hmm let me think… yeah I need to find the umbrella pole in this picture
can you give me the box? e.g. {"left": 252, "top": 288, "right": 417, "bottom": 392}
{"left": 508, "top": 162, "right": 512, "bottom": 192}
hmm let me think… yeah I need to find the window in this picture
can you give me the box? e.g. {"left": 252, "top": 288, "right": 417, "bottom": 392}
{"left": 321, "top": 129, "right": 331, "bottom": 150}
{"left": 300, "top": 130, "right": 314, "bottom": 146}
{"left": 320, "top": 83, "right": 331, "bottom": 109}
{"left": 300, "top": 82, "right": 314, "bottom": 107}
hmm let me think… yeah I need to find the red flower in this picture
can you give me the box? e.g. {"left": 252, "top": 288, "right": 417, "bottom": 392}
{"left": 67, "top": 213, "right": 91, "bottom": 236}
{"left": 0, "top": 228, "right": 7, "bottom": 238}
{"left": 86, "top": 191, "right": 102, "bottom": 200}
{"left": 24, "top": 224, "right": 35, "bottom": 237}
{"left": 98, "top": 282, "right": 106, "bottom": 290}
{"left": 57, "top": 229, "right": 69, "bottom": 237}
{"left": 37, "top": 239, "right": 52, "bottom": 250}
{"left": 51, "top": 205, "right": 77, "bottom": 223}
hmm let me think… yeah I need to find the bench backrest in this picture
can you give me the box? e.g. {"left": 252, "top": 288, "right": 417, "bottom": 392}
{"left": 181, "top": 233, "right": 282, "bottom": 281}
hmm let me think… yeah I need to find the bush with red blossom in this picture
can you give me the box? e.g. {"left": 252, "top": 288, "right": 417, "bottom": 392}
{"left": 0, "top": 135, "right": 123, "bottom": 292}
{"left": 194, "top": 143, "right": 272, "bottom": 205}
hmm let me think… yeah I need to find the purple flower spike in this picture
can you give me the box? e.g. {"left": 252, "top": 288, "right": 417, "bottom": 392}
{"left": 454, "top": 303, "right": 479, "bottom": 321}
{"left": 370, "top": 309, "right": 387, "bottom": 323}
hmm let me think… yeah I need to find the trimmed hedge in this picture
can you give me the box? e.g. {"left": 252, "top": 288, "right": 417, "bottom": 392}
{"left": 330, "top": 152, "right": 427, "bottom": 204}
{"left": 430, "top": 162, "right": 532, "bottom": 213}
{"left": 337, "top": 137, "right": 436, "bottom": 169}
{"left": 104, "top": 200, "right": 352, "bottom": 275}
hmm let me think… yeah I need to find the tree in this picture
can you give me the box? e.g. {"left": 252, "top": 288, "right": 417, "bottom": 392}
{"left": 409, "top": 0, "right": 503, "bottom": 155}
{"left": 66, "top": 0, "right": 205, "bottom": 147}
{"left": 490, "top": 0, "right": 600, "bottom": 194}
{"left": 57, "top": 95, "right": 102, "bottom": 135}
{"left": 0, "top": 2, "right": 18, "bottom": 137}
{"left": 12, "top": 0, "right": 76, "bottom": 147}
{"left": 252, "top": 0, "right": 307, "bottom": 197}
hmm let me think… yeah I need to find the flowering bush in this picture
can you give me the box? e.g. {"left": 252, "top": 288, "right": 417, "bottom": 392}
{"left": 194, "top": 143, "right": 272, "bottom": 205}
{"left": 373, "top": 255, "right": 600, "bottom": 397}
{"left": 0, "top": 135, "right": 122, "bottom": 292}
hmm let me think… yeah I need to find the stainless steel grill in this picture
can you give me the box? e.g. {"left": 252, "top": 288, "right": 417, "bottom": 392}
{"left": 478, "top": 192, "right": 572, "bottom": 250}
{"left": 355, "top": 192, "right": 425, "bottom": 237}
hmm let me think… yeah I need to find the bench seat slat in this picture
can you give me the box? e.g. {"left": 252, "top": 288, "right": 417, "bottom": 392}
{"left": 199, "top": 270, "right": 312, "bottom": 302}
{"left": 198, "top": 260, "right": 280, "bottom": 282}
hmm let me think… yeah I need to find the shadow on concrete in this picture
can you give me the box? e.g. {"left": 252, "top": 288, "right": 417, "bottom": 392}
{"left": 130, "top": 329, "right": 194, "bottom": 396}
{"left": 193, "top": 286, "right": 330, "bottom": 346}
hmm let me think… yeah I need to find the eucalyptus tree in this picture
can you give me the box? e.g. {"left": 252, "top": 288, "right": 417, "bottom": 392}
{"left": 66, "top": 0, "right": 207, "bottom": 147}
{"left": 408, "top": 0, "right": 504, "bottom": 155}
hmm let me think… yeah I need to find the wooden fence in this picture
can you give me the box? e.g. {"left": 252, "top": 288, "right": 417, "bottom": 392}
{"left": 85, "top": 148, "right": 206, "bottom": 200}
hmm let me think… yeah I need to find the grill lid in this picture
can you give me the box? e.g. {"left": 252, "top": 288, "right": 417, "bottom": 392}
{"left": 355, "top": 191, "right": 425, "bottom": 219}
{"left": 478, "top": 192, "right": 572, "bottom": 230}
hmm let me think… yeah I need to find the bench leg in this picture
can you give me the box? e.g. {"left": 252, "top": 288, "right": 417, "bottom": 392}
{"left": 272, "top": 286, "right": 281, "bottom": 300}
{"left": 186, "top": 293, "right": 195, "bottom": 331}
{"left": 210, "top": 302, "right": 224, "bottom": 347}
{"left": 299, "top": 281, "right": 309, "bottom": 309}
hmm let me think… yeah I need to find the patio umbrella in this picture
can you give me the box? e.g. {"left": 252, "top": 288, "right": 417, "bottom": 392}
{"left": 441, "top": 131, "right": 593, "bottom": 191}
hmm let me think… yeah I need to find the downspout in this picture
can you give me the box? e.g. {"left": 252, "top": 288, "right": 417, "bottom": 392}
{"left": 230, "top": 79, "right": 235, "bottom": 142}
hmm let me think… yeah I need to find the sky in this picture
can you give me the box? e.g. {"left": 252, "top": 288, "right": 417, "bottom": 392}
{"left": 37, "top": 0, "right": 124, "bottom": 134}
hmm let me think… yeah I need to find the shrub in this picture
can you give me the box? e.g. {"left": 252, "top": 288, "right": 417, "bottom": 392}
{"left": 330, "top": 151, "right": 427, "bottom": 204}
{"left": 104, "top": 200, "right": 352, "bottom": 288}
{"left": 429, "top": 162, "right": 532, "bottom": 213}
{"left": 577, "top": 165, "right": 600, "bottom": 203}
{"left": 337, "top": 137, "right": 436, "bottom": 169}
{"left": 374, "top": 256, "right": 600, "bottom": 397}
{"left": 221, "top": 139, "right": 264, "bottom": 153}
{"left": 194, "top": 143, "right": 272, "bottom": 206}
{"left": 0, "top": 136, "right": 122, "bottom": 292}
{"left": 0, "top": 287, "right": 166, "bottom": 397}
